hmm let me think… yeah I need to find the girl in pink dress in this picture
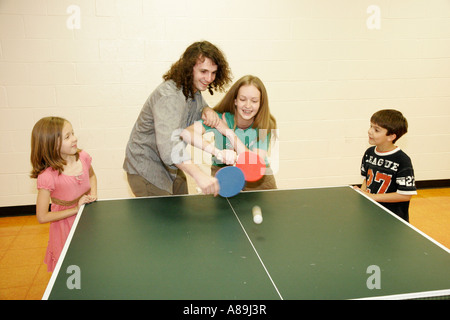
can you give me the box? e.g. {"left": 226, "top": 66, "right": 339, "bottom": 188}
{"left": 30, "top": 117, "right": 97, "bottom": 272}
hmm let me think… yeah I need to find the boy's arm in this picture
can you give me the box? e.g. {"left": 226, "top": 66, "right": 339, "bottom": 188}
{"left": 356, "top": 179, "right": 412, "bottom": 203}
{"left": 360, "top": 179, "right": 367, "bottom": 192}
{"left": 367, "top": 192, "right": 412, "bottom": 203}
{"left": 353, "top": 179, "right": 367, "bottom": 193}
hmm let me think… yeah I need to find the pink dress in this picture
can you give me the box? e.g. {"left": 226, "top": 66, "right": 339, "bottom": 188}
{"left": 37, "top": 151, "right": 92, "bottom": 272}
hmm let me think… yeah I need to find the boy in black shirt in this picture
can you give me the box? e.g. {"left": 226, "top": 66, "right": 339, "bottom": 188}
{"left": 355, "top": 109, "right": 417, "bottom": 222}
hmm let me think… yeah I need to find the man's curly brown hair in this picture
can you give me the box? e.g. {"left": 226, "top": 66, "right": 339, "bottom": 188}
{"left": 163, "top": 41, "right": 232, "bottom": 99}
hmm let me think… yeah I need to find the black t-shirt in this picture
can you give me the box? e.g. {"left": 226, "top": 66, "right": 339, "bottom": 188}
{"left": 360, "top": 146, "right": 417, "bottom": 221}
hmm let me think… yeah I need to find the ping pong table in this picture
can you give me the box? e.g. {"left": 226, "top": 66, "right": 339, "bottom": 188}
{"left": 43, "top": 186, "right": 450, "bottom": 300}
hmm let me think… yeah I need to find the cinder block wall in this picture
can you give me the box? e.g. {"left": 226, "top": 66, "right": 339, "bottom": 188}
{"left": 1, "top": 0, "right": 449, "bottom": 206}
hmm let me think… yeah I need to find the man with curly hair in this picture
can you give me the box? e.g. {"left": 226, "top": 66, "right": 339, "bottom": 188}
{"left": 124, "top": 41, "right": 232, "bottom": 197}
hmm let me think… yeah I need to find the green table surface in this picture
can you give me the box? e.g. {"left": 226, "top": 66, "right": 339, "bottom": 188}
{"left": 44, "top": 187, "right": 450, "bottom": 300}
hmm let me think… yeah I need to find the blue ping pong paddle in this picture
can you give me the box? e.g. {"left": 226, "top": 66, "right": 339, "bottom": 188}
{"left": 215, "top": 166, "right": 245, "bottom": 198}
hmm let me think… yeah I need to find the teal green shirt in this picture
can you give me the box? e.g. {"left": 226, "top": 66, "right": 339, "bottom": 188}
{"left": 201, "top": 112, "right": 271, "bottom": 166}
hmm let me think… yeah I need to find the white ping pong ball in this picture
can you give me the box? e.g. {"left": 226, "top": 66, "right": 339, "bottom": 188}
{"left": 253, "top": 214, "right": 263, "bottom": 224}
{"left": 252, "top": 206, "right": 263, "bottom": 224}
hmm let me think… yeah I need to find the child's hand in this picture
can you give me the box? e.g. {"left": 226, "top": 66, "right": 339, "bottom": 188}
{"left": 215, "top": 113, "right": 231, "bottom": 136}
{"left": 353, "top": 185, "right": 369, "bottom": 194}
{"left": 201, "top": 107, "right": 220, "bottom": 127}
{"left": 353, "top": 185, "right": 377, "bottom": 200}
{"left": 77, "top": 194, "right": 96, "bottom": 209}
{"left": 217, "top": 149, "right": 237, "bottom": 165}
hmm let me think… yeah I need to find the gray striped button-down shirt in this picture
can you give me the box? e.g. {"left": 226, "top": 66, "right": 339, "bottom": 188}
{"left": 123, "top": 80, "right": 208, "bottom": 193}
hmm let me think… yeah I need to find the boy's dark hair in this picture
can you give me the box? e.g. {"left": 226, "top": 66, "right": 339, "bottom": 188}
{"left": 371, "top": 109, "right": 408, "bottom": 143}
{"left": 163, "top": 41, "right": 232, "bottom": 99}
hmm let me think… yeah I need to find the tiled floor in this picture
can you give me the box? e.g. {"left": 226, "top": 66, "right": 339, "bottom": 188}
{"left": 0, "top": 215, "right": 51, "bottom": 300}
{"left": 0, "top": 188, "right": 449, "bottom": 300}
{"left": 409, "top": 187, "right": 450, "bottom": 250}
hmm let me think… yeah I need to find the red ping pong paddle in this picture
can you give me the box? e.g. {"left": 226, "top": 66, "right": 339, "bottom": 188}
{"left": 236, "top": 151, "right": 266, "bottom": 182}
{"left": 215, "top": 166, "right": 245, "bottom": 198}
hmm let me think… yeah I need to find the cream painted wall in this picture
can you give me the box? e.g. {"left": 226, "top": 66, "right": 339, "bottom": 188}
{"left": 1, "top": 0, "right": 449, "bottom": 207}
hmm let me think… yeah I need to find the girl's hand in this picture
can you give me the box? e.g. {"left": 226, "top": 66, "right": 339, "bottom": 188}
{"left": 201, "top": 107, "right": 220, "bottom": 128}
{"left": 215, "top": 113, "right": 232, "bottom": 136}
{"left": 216, "top": 149, "right": 237, "bottom": 165}
{"left": 77, "top": 194, "right": 96, "bottom": 209}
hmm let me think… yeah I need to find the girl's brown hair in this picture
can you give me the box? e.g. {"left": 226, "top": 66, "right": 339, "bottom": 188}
{"left": 163, "top": 41, "right": 232, "bottom": 99}
{"left": 30, "top": 117, "right": 79, "bottom": 178}
{"left": 214, "top": 75, "right": 277, "bottom": 140}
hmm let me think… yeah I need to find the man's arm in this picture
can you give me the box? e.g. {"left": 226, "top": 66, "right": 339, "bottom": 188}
{"left": 175, "top": 161, "right": 219, "bottom": 196}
